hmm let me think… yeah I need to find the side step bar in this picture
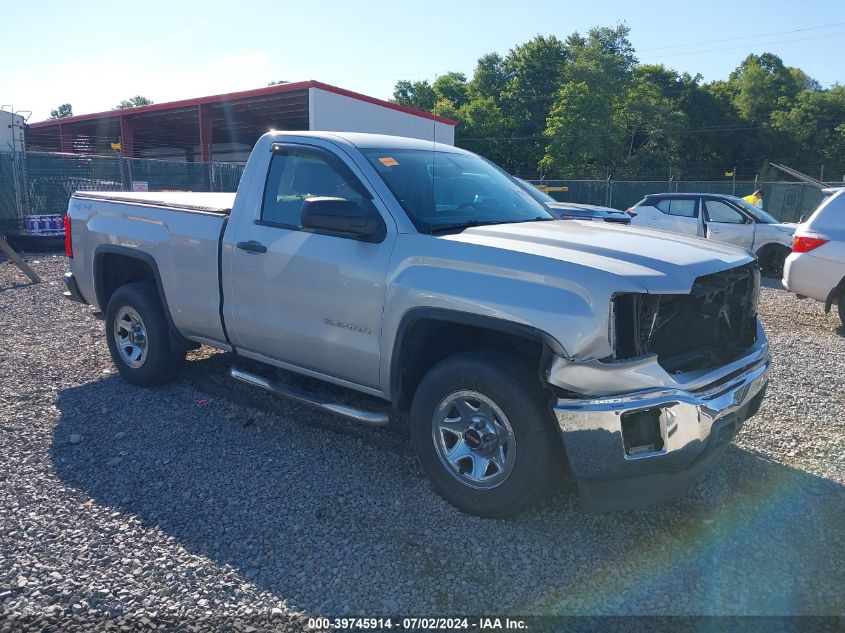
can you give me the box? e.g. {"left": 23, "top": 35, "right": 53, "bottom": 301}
{"left": 230, "top": 367, "right": 390, "bottom": 426}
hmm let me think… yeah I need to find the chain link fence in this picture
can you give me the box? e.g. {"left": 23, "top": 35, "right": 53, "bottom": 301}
{"left": 0, "top": 152, "right": 246, "bottom": 236}
{"left": 1, "top": 150, "right": 834, "bottom": 236}
{"left": 526, "top": 179, "right": 829, "bottom": 223}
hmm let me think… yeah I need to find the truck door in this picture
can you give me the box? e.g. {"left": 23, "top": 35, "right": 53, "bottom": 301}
{"left": 225, "top": 143, "right": 395, "bottom": 390}
{"left": 701, "top": 199, "right": 755, "bottom": 249}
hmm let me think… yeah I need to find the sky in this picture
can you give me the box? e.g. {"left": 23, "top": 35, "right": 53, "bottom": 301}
{"left": 3, "top": 0, "right": 845, "bottom": 122}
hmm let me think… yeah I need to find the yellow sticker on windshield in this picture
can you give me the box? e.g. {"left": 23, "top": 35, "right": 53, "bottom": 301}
{"left": 379, "top": 157, "right": 399, "bottom": 167}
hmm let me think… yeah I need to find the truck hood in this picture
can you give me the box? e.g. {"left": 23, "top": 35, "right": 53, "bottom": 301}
{"left": 443, "top": 220, "right": 754, "bottom": 293}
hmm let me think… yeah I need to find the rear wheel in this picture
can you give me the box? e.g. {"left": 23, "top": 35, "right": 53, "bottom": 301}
{"left": 838, "top": 297, "right": 845, "bottom": 326}
{"left": 409, "top": 351, "right": 563, "bottom": 518}
{"left": 105, "top": 281, "right": 185, "bottom": 386}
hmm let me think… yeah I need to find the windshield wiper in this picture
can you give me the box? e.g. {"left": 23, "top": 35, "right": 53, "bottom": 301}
{"left": 429, "top": 220, "right": 507, "bottom": 234}
{"left": 429, "top": 217, "right": 552, "bottom": 235}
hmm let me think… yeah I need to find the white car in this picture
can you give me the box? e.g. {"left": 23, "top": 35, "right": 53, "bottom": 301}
{"left": 783, "top": 188, "right": 845, "bottom": 325}
{"left": 628, "top": 193, "right": 796, "bottom": 277}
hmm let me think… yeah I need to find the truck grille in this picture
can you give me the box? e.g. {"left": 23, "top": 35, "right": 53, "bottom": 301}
{"left": 614, "top": 263, "right": 760, "bottom": 373}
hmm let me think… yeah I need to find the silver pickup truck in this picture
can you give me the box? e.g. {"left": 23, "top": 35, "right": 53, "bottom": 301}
{"left": 63, "top": 131, "right": 771, "bottom": 517}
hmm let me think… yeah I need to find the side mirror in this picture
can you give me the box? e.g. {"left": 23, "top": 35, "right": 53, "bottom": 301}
{"left": 301, "top": 197, "right": 384, "bottom": 241}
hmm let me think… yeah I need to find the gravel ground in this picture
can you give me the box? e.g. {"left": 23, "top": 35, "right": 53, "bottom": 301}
{"left": 1, "top": 255, "right": 843, "bottom": 628}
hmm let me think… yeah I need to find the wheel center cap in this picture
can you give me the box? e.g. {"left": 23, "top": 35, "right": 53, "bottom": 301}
{"left": 463, "top": 427, "right": 483, "bottom": 449}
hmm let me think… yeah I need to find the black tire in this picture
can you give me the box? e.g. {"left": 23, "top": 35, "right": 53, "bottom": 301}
{"left": 838, "top": 298, "right": 845, "bottom": 327}
{"left": 758, "top": 245, "right": 790, "bottom": 278}
{"left": 105, "top": 281, "right": 185, "bottom": 386}
{"left": 409, "top": 351, "right": 564, "bottom": 518}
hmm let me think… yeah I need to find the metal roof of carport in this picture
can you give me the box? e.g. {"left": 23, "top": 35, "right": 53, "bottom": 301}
{"left": 26, "top": 80, "right": 457, "bottom": 161}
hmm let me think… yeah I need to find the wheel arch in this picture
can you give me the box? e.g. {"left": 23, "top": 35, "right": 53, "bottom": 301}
{"left": 824, "top": 275, "right": 845, "bottom": 313}
{"left": 755, "top": 241, "right": 790, "bottom": 275}
{"left": 389, "top": 307, "right": 565, "bottom": 413}
{"left": 93, "top": 245, "right": 191, "bottom": 347}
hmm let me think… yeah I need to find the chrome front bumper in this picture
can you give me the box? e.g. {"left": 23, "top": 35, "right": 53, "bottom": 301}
{"left": 554, "top": 356, "right": 771, "bottom": 511}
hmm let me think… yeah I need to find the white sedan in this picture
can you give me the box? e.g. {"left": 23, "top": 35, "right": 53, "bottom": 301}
{"left": 783, "top": 188, "right": 845, "bottom": 325}
{"left": 628, "top": 193, "right": 796, "bottom": 277}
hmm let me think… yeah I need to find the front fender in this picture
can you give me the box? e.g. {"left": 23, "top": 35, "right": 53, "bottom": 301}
{"left": 379, "top": 234, "right": 646, "bottom": 396}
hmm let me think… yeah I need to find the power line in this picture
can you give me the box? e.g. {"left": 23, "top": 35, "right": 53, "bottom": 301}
{"left": 640, "top": 31, "right": 845, "bottom": 60}
{"left": 638, "top": 21, "right": 845, "bottom": 52}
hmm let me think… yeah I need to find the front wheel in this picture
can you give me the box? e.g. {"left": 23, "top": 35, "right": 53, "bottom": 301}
{"left": 758, "top": 245, "right": 790, "bottom": 278}
{"left": 409, "top": 351, "right": 564, "bottom": 517}
{"left": 105, "top": 281, "right": 186, "bottom": 386}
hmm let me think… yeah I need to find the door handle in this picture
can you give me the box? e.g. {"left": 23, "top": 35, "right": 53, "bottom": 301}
{"left": 237, "top": 240, "right": 267, "bottom": 253}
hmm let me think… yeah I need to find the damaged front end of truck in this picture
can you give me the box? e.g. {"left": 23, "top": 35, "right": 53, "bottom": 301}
{"left": 549, "top": 262, "right": 770, "bottom": 511}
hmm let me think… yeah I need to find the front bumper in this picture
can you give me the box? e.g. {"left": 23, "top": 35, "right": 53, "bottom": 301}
{"left": 554, "top": 355, "right": 770, "bottom": 511}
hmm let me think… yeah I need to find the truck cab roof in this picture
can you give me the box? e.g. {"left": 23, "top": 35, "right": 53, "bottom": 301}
{"left": 264, "top": 130, "right": 466, "bottom": 153}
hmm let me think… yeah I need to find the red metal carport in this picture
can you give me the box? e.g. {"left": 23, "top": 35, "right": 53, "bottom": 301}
{"left": 26, "top": 80, "right": 456, "bottom": 162}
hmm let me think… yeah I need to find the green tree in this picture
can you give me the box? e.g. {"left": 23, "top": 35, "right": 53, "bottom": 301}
{"left": 541, "top": 81, "right": 622, "bottom": 178}
{"left": 567, "top": 23, "right": 637, "bottom": 94}
{"left": 771, "top": 85, "right": 845, "bottom": 173}
{"left": 114, "top": 96, "right": 154, "bottom": 109}
{"left": 454, "top": 97, "right": 511, "bottom": 168}
{"left": 728, "top": 53, "right": 804, "bottom": 123}
{"left": 433, "top": 72, "right": 469, "bottom": 109}
{"left": 391, "top": 80, "right": 437, "bottom": 111}
{"left": 394, "top": 29, "right": 845, "bottom": 182}
{"left": 617, "top": 76, "right": 687, "bottom": 178}
{"left": 49, "top": 103, "right": 73, "bottom": 119}
{"left": 468, "top": 52, "right": 508, "bottom": 102}
{"left": 267, "top": 80, "right": 290, "bottom": 86}
{"left": 540, "top": 24, "right": 636, "bottom": 177}
{"left": 496, "top": 35, "right": 570, "bottom": 173}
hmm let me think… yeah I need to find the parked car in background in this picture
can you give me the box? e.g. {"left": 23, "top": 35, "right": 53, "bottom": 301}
{"left": 515, "top": 179, "right": 631, "bottom": 224}
{"left": 628, "top": 193, "right": 796, "bottom": 276}
{"left": 783, "top": 188, "right": 845, "bottom": 325}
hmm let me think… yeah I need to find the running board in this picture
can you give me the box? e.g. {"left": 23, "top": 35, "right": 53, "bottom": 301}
{"left": 230, "top": 367, "right": 390, "bottom": 426}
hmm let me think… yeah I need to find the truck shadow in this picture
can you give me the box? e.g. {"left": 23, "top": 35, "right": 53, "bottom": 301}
{"left": 50, "top": 355, "right": 845, "bottom": 616}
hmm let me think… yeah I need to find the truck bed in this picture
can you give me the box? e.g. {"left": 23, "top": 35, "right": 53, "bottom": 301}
{"left": 73, "top": 191, "right": 235, "bottom": 215}
{"left": 68, "top": 189, "right": 231, "bottom": 348}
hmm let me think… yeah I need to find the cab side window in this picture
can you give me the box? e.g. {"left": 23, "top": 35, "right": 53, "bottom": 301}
{"left": 656, "top": 198, "right": 697, "bottom": 218}
{"left": 261, "top": 148, "right": 368, "bottom": 228}
{"left": 704, "top": 200, "right": 745, "bottom": 224}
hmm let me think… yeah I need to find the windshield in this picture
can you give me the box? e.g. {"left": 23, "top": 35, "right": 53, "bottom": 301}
{"left": 733, "top": 198, "right": 779, "bottom": 223}
{"left": 361, "top": 149, "right": 553, "bottom": 233}
{"left": 515, "top": 178, "right": 556, "bottom": 204}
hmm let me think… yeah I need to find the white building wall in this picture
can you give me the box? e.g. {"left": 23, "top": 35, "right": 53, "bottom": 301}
{"left": 0, "top": 110, "right": 25, "bottom": 153}
{"left": 309, "top": 88, "right": 455, "bottom": 145}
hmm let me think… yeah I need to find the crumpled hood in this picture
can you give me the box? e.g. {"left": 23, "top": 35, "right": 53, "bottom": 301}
{"left": 443, "top": 220, "right": 754, "bottom": 293}
{"left": 773, "top": 222, "right": 798, "bottom": 233}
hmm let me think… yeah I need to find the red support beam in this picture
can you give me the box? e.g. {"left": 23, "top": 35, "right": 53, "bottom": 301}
{"left": 119, "top": 115, "right": 135, "bottom": 158}
{"left": 59, "top": 124, "right": 71, "bottom": 153}
{"left": 198, "top": 104, "right": 212, "bottom": 163}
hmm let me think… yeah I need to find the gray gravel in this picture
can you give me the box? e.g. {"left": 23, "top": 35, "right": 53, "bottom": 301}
{"left": 1, "top": 255, "right": 843, "bottom": 627}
